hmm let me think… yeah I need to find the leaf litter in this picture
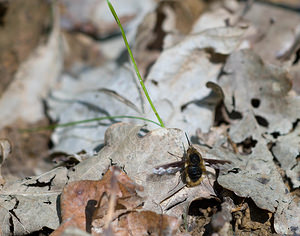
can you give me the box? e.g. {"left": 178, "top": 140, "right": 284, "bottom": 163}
{"left": 270, "top": 124, "right": 300, "bottom": 188}
{"left": 0, "top": 0, "right": 300, "bottom": 235}
{"left": 47, "top": 3, "right": 246, "bottom": 154}
{"left": 53, "top": 166, "right": 180, "bottom": 235}
{"left": 219, "top": 49, "right": 300, "bottom": 135}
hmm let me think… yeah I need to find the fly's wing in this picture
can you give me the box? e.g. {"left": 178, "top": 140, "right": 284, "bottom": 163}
{"left": 153, "top": 160, "right": 185, "bottom": 175}
{"left": 203, "top": 158, "right": 231, "bottom": 169}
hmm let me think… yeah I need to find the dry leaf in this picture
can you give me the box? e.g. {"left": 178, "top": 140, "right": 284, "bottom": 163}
{"left": 0, "top": 2, "right": 63, "bottom": 129}
{"left": 262, "top": 0, "right": 300, "bottom": 8}
{"left": 219, "top": 49, "right": 300, "bottom": 134}
{"left": 52, "top": 166, "right": 180, "bottom": 236}
{"left": 0, "top": 0, "right": 52, "bottom": 95}
{"left": 97, "top": 123, "right": 230, "bottom": 218}
{"left": 210, "top": 197, "right": 235, "bottom": 234}
{"left": 217, "top": 142, "right": 287, "bottom": 212}
{"left": 196, "top": 124, "right": 229, "bottom": 148}
{"left": 214, "top": 142, "right": 300, "bottom": 234}
{"left": 48, "top": 63, "right": 143, "bottom": 154}
{"left": 159, "top": 175, "right": 217, "bottom": 218}
{"left": 271, "top": 124, "right": 300, "bottom": 188}
{"left": 243, "top": 1, "right": 300, "bottom": 65}
{"left": 0, "top": 120, "right": 52, "bottom": 179}
{"left": 145, "top": 27, "right": 245, "bottom": 134}
{"left": 63, "top": 32, "right": 106, "bottom": 74}
{"left": 59, "top": 0, "right": 156, "bottom": 38}
{"left": 52, "top": 166, "right": 143, "bottom": 235}
{"left": 47, "top": 11, "right": 246, "bottom": 155}
{"left": 274, "top": 198, "right": 300, "bottom": 235}
{"left": 95, "top": 123, "right": 187, "bottom": 212}
{"left": 228, "top": 112, "right": 264, "bottom": 144}
{"left": 164, "top": 0, "right": 205, "bottom": 35}
{"left": 64, "top": 123, "right": 223, "bottom": 217}
{"left": 0, "top": 167, "right": 68, "bottom": 235}
{"left": 116, "top": 211, "right": 180, "bottom": 236}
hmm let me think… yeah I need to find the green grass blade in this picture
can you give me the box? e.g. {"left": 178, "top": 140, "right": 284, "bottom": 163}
{"left": 20, "top": 115, "right": 162, "bottom": 132}
{"left": 106, "top": 0, "right": 165, "bottom": 127}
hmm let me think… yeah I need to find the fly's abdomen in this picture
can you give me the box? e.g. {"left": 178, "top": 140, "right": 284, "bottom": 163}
{"left": 187, "top": 165, "right": 202, "bottom": 183}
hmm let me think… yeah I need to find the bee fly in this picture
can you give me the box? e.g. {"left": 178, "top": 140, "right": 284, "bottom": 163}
{"left": 153, "top": 134, "right": 231, "bottom": 187}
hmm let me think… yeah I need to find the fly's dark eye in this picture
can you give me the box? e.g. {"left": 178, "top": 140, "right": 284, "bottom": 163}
{"left": 189, "top": 153, "right": 200, "bottom": 164}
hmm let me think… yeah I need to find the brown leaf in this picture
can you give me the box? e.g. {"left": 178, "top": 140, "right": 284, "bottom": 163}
{"left": 51, "top": 166, "right": 143, "bottom": 235}
{"left": 0, "top": 1, "right": 62, "bottom": 129}
{"left": 0, "top": 119, "right": 52, "bottom": 179}
{"left": 117, "top": 211, "right": 180, "bottom": 236}
{"left": 0, "top": 0, "right": 51, "bottom": 95}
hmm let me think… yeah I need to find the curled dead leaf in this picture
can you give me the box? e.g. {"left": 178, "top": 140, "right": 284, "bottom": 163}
{"left": 51, "top": 165, "right": 181, "bottom": 236}
{"left": 51, "top": 166, "right": 143, "bottom": 235}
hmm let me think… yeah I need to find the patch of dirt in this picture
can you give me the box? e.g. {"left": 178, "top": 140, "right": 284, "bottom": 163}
{"left": 187, "top": 198, "right": 221, "bottom": 235}
{"left": 0, "top": 119, "right": 53, "bottom": 178}
{"left": 183, "top": 190, "right": 275, "bottom": 236}
{"left": 231, "top": 199, "right": 274, "bottom": 236}
{"left": 0, "top": 0, "right": 52, "bottom": 95}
